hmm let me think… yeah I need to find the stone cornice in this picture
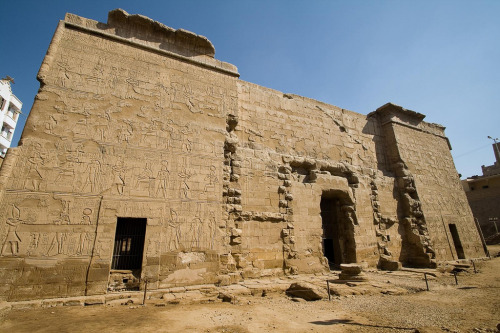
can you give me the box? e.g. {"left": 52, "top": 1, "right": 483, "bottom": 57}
{"left": 63, "top": 9, "right": 239, "bottom": 78}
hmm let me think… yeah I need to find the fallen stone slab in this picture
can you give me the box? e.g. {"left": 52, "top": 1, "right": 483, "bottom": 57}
{"left": 378, "top": 255, "right": 402, "bottom": 271}
{"left": 285, "top": 282, "right": 327, "bottom": 301}
{"left": 218, "top": 291, "right": 237, "bottom": 303}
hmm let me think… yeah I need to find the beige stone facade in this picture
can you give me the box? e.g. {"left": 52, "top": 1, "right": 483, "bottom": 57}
{"left": 0, "top": 9, "right": 485, "bottom": 301}
{"left": 462, "top": 143, "right": 500, "bottom": 238}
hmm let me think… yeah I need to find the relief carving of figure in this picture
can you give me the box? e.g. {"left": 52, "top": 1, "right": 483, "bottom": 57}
{"left": 77, "top": 232, "right": 92, "bottom": 255}
{"left": 112, "top": 161, "right": 126, "bottom": 195}
{"left": 136, "top": 162, "right": 155, "bottom": 197}
{"left": 44, "top": 114, "right": 58, "bottom": 135}
{"left": 95, "top": 110, "right": 111, "bottom": 141}
{"left": 56, "top": 57, "right": 71, "bottom": 88}
{"left": 167, "top": 209, "right": 182, "bottom": 251}
{"left": 147, "top": 238, "right": 160, "bottom": 256}
{"left": 47, "top": 232, "right": 67, "bottom": 255}
{"left": 82, "top": 160, "right": 102, "bottom": 193}
{"left": 180, "top": 126, "right": 193, "bottom": 153}
{"left": 208, "top": 212, "right": 218, "bottom": 250}
{"left": 54, "top": 155, "right": 77, "bottom": 186}
{"left": 155, "top": 160, "right": 170, "bottom": 198}
{"left": 108, "top": 66, "right": 119, "bottom": 90}
{"left": 125, "top": 70, "right": 139, "bottom": 99}
{"left": 26, "top": 232, "right": 41, "bottom": 256}
{"left": 1, "top": 205, "right": 23, "bottom": 256}
{"left": 26, "top": 144, "right": 45, "bottom": 191}
{"left": 189, "top": 216, "right": 203, "bottom": 249}
{"left": 117, "top": 122, "right": 133, "bottom": 144}
{"left": 178, "top": 167, "right": 194, "bottom": 199}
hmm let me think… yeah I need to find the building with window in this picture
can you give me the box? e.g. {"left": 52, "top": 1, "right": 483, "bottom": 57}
{"left": 0, "top": 77, "right": 22, "bottom": 159}
{"left": 462, "top": 142, "right": 500, "bottom": 238}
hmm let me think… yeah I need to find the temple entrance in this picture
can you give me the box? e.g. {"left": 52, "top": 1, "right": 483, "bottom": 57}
{"left": 109, "top": 217, "right": 147, "bottom": 291}
{"left": 321, "top": 197, "right": 341, "bottom": 267}
{"left": 449, "top": 224, "right": 465, "bottom": 259}
{"left": 321, "top": 193, "right": 356, "bottom": 268}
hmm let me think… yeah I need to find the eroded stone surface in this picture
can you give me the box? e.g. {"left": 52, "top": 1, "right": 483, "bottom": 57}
{"left": 0, "top": 9, "right": 485, "bottom": 301}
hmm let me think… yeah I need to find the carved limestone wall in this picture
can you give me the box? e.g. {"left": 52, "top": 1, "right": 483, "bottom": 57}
{"left": 0, "top": 9, "right": 486, "bottom": 301}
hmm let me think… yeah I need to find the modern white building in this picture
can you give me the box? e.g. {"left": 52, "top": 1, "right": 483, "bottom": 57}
{"left": 0, "top": 77, "right": 22, "bottom": 158}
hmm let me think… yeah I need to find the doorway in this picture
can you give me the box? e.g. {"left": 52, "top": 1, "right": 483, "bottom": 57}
{"left": 109, "top": 218, "right": 147, "bottom": 291}
{"left": 320, "top": 191, "right": 356, "bottom": 268}
{"left": 321, "top": 197, "right": 341, "bottom": 268}
{"left": 112, "top": 218, "right": 147, "bottom": 270}
{"left": 449, "top": 224, "right": 465, "bottom": 259}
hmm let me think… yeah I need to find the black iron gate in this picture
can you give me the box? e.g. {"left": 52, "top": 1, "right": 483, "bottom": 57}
{"left": 111, "top": 218, "right": 147, "bottom": 270}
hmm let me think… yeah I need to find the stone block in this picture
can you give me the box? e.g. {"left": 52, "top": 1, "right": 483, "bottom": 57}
{"left": 378, "top": 255, "right": 402, "bottom": 271}
{"left": 340, "top": 263, "right": 363, "bottom": 275}
{"left": 286, "top": 282, "right": 326, "bottom": 301}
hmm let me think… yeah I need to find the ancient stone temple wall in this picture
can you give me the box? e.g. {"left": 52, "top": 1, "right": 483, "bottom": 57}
{"left": 371, "top": 104, "right": 485, "bottom": 266}
{"left": 391, "top": 122, "right": 484, "bottom": 260}
{"left": 0, "top": 9, "right": 486, "bottom": 301}
{"left": 233, "top": 82, "right": 396, "bottom": 273}
{"left": 0, "top": 10, "right": 239, "bottom": 301}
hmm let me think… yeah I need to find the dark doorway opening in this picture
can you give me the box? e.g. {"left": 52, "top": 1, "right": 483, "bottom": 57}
{"left": 449, "top": 224, "right": 465, "bottom": 259}
{"left": 320, "top": 192, "right": 356, "bottom": 268}
{"left": 112, "top": 218, "right": 147, "bottom": 270}
{"left": 321, "top": 197, "right": 341, "bottom": 268}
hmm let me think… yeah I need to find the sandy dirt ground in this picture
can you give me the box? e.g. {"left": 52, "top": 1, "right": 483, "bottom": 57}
{"left": 1, "top": 246, "right": 499, "bottom": 333}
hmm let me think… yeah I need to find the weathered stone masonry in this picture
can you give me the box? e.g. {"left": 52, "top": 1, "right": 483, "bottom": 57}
{"left": 0, "top": 9, "right": 486, "bottom": 301}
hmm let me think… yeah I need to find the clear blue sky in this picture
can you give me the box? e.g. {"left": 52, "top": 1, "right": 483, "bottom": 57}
{"left": 2, "top": 0, "right": 499, "bottom": 178}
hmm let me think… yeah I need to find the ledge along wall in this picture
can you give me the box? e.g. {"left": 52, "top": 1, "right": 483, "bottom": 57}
{"left": 0, "top": 9, "right": 486, "bottom": 301}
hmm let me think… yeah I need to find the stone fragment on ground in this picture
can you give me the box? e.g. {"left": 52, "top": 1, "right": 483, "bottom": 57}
{"left": 379, "top": 254, "right": 402, "bottom": 271}
{"left": 285, "top": 282, "right": 327, "bottom": 301}
{"left": 338, "top": 263, "right": 368, "bottom": 281}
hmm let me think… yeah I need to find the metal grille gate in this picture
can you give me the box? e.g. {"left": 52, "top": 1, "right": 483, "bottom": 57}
{"left": 111, "top": 218, "right": 147, "bottom": 270}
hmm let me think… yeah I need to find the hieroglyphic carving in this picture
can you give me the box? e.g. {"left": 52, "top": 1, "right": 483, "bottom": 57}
{"left": 26, "top": 232, "right": 41, "bottom": 256}
{"left": 81, "top": 208, "right": 92, "bottom": 224}
{"left": 57, "top": 200, "right": 71, "bottom": 225}
{"left": 204, "top": 165, "right": 219, "bottom": 193}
